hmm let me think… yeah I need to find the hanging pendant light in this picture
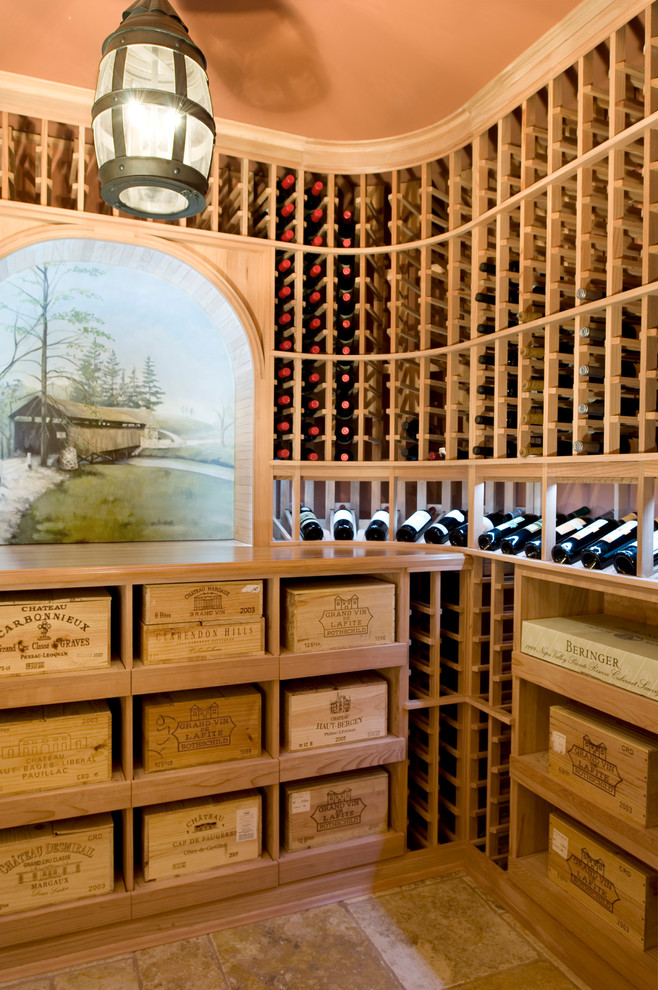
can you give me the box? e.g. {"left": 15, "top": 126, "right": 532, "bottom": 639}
{"left": 92, "top": 0, "right": 216, "bottom": 220}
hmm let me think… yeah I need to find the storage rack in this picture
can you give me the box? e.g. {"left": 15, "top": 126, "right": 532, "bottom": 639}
{"left": 0, "top": 2, "right": 656, "bottom": 987}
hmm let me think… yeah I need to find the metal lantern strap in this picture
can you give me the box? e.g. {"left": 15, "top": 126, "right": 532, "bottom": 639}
{"left": 92, "top": 0, "right": 216, "bottom": 220}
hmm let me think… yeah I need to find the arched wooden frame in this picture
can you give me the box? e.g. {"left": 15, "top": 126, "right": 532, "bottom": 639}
{"left": 0, "top": 228, "right": 260, "bottom": 545}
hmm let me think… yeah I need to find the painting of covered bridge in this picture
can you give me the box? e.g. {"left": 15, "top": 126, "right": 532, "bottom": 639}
{"left": 10, "top": 397, "right": 158, "bottom": 464}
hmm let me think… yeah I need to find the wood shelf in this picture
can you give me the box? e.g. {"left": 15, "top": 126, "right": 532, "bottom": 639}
{"left": 512, "top": 651, "right": 658, "bottom": 733}
{"left": 0, "top": 772, "right": 131, "bottom": 828}
{"left": 132, "top": 755, "right": 280, "bottom": 806}
{"left": 278, "top": 830, "right": 406, "bottom": 884}
{"left": 508, "top": 851, "right": 658, "bottom": 990}
{"left": 279, "top": 643, "right": 407, "bottom": 679}
{"left": 279, "top": 736, "right": 405, "bottom": 782}
{"left": 131, "top": 855, "right": 278, "bottom": 919}
{"left": 511, "top": 751, "right": 658, "bottom": 867}
{"left": 0, "top": 660, "right": 130, "bottom": 708}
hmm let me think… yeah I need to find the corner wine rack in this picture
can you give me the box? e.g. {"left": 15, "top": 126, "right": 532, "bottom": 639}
{"left": 0, "top": 2, "right": 656, "bottom": 988}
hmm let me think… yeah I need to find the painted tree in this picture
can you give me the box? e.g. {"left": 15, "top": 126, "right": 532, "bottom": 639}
{"left": 141, "top": 355, "right": 165, "bottom": 411}
{"left": 101, "top": 349, "right": 123, "bottom": 407}
{"left": 0, "top": 263, "right": 108, "bottom": 465}
{"left": 69, "top": 337, "right": 106, "bottom": 404}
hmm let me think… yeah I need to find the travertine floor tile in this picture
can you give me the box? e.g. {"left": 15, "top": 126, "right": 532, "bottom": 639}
{"left": 455, "top": 958, "right": 586, "bottom": 990}
{"left": 52, "top": 957, "right": 138, "bottom": 990}
{"left": 346, "top": 876, "right": 538, "bottom": 989}
{"left": 211, "top": 901, "right": 404, "bottom": 990}
{"left": 136, "top": 936, "right": 227, "bottom": 990}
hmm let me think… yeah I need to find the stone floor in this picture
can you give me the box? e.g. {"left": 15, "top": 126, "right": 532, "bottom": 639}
{"left": 3, "top": 873, "right": 594, "bottom": 990}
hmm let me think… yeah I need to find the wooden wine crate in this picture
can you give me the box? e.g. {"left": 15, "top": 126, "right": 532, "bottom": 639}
{"left": 142, "top": 790, "right": 261, "bottom": 881}
{"left": 0, "top": 700, "right": 112, "bottom": 795}
{"left": 521, "top": 614, "right": 658, "bottom": 702}
{"left": 0, "top": 588, "right": 111, "bottom": 677}
{"left": 142, "top": 685, "right": 261, "bottom": 773}
{"left": 548, "top": 812, "right": 658, "bottom": 950}
{"left": 282, "top": 768, "right": 389, "bottom": 851}
{"left": 282, "top": 577, "right": 395, "bottom": 654}
{"left": 283, "top": 672, "right": 388, "bottom": 751}
{"left": 142, "top": 581, "right": 263, "bottom": 625}
{"left": 140, "top": 616, "right": 265, "bottom": 666}
{"left": 0, "top": 812, "right": 114, "bottom": 915}
{"left": 548, "top": 704, "right": 658, "bottom": 827}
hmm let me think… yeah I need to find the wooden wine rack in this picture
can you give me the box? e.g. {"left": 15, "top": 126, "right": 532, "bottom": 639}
{"left": 0, "top": 2, "right": 656, "bottom": 987}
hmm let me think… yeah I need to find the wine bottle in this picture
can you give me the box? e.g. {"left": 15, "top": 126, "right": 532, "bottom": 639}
{"left": 576, "top": 281, "right": 606, "bottom": 301}
{"left": 302, "top": 420, "right": 322, "bottom": 440}
{"left": 336, "top": 364, "right": 356, "bottom": 391}
{"left": 581, "top": 515, "right": 639, "bottom": 570}
{"left": 478, "top": 259, "right": 520, "bottom": 274}
{"left": 276, "top": 361, "right": 294, "bottom": 382}
{"left": 402, "top": 417, "right": 419, "bottom": 440}
{"left": 277, "top": 172, "right": 296, "bottom": 195}
{"left": 396, "top": 508, "right": 435, "bottom": 543}
{"left": 337, "top": 262, "right": 355, "bottom": 290}
{"left": 450, "top": 511, "right": 514, "bottom": 548}
{"left": 478, "top": 510, "right": 535, "bottom": 550}
{"left": 524, "top": 507, "right": 591, "bottom": 559}
{"left": 476, "top": 321, "right": 496, "bottom": 335}
{"left": 299, "top": 505, "right": 323, "bottom": 541}
{"left": 301, "top": 444, "right": 321, "bottom": 461}
{"left": 337, "top": 209, "right": 355, "bottom": 247}
{"left": 613, "top": 529, "right": 658, "bottom": 575}
{"left": 401, "top": 443, "right": 419, "bottom": 460}
{"left": 304, "top": 178, "right": 323, "bottom": 204}
{"left": 364, "top": 508, "right": 390, "bottom": 542}
{"left": 335, "top": 396, "right": 355, "bottom": 418}
{"left": 550, "top": 512, "right": 618, "bottom": 564}
{"left": 274, "top": 444, "right": 292, "bottom": 460}
{"left": 335, "top": 423, "right": 354, "bottom": 445}
{"left": 333, "top": 505, "right": 355, "bottom": 540}
{"left": 303, "top": 255, "right": 324, "bottom": 278}
{"left": 334, "top": 448, "right": 354, "bottom": 461}
{"left": 276, "top": 254, "right": 293, "bottom": 275}
{"left": 274, "top": 416, "right": 292, "bottom": 435}
{"left": 500, "top": 516, "right": 550, "bottom": 555}
{"left": 424, "top": 509, "right": 467, "bottom": 545}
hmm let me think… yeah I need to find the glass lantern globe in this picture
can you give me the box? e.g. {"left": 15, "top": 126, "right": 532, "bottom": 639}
{"left": 92, "top": 0, "right": 216, "bottom": 220}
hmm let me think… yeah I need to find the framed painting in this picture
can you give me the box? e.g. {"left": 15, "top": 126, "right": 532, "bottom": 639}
{"left": 0, "top": 243, "right": 244, "bottom": 544}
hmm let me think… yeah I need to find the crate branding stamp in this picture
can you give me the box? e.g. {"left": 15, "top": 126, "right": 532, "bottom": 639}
{"left": 568, "top": 735, "right": 623, "bottom": 795}
{"left": 319, "top": 594, "right": 373, "bottom": 639}
{"left": 311, "top": 786, "right": 367, "bottom": 831}
{"left": 152, "top": 703, "right": 237, "bottom": 758}
{"left": 567, "top": 847, "right": 621, "bottom": 913}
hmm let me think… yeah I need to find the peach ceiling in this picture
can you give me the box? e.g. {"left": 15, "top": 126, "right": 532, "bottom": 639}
{"left": 1, "top": 0, "right": 584, "bottom": 141}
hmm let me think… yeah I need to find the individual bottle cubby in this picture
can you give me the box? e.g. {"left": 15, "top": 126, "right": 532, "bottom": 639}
{"left": 391, "top": 249, "right": 422, "bottom": 352}
{"left": 470, "top": 558, "right": 515, "bottom": 711}
{"left": 361, "top": 172, "right": 392, "bottom": 247}
{"left": 522, "top": 88, "right": 549, "bottom": 186}
{"left": 474, "top": 126, "right": 498, "bottom": 217}
{"left": 426, "top": 243, "right": 449, "bottom": 348}
{"left": 498, "top": 107, "right": 523, "bottom": 203}
{"left": 428, "top": 156, "right": 450, "bottom": 236}
{"left": 438, "top": 703, "right": 466, "bottom": 843}
{"left": 479, "top": 712, "right": 511, "bottom": 868}
{"left": 362, "top": 253, "right": 390, "bottom": 352}
{"left": 448, "top": 234, "right": 472, "bottom": 344}
{"left": 217, "top": 154, "right": 245, "bottom": 236}
{"left": 303, "top": 172, "right": 328, "bottom": 248}
{"left": 549, "top": 66, "right": 579, "bottom": 168}
{"left": 546, "top": 177, "right": 576, "bottom": 313}
{"left": 389, "top": 167, "right": 422, "bottom": 243}
{"left": 407, "top": 706, "right": 441, "bottom": 849}
{"left": 247, "top": 160, "right": 272, "bottom": 239}
{"left": 581, "top": 42, "right": 611, "bottom": 150}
